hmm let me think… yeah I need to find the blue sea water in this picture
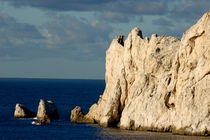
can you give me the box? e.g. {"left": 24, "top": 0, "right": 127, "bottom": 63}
{"left": 0, "top": 78, "right": 208, "bottom": 140}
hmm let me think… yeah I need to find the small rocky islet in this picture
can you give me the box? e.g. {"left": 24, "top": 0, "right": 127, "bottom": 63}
{"left": 14, "top": 99, "right": 59, "bottom": 125}
{"left": 14, "top": 104, "right": 36, "bottom": 118}
{"left": 71, "top": 11, "right": 210, "bottom": 136}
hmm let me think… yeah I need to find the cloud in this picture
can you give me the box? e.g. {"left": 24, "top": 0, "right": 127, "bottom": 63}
{"left": 0, "top": 13, "right": 112, "bottom": 61}
{"left": 97, "top": 11, "right": 144, "bottom": 23}
{"left": 152, "top": 17, "right": 174, "bottom": 27}
{"left": 1, "top": 0, "right": 169, "bottom": 15}
{"left": 1, "top": 0, "right": 208, "bottom": 61}
{"left": 97, "top": 12, "right": 132, "bottom": 23}
{"left": 0, "top": 0, "right": 169, "bottom": 23}
{"left": 2, "top": 0, "right": 210, "bottom": 24}
{"left": 0, "top": 13, "right": 43, "bottom": 40}
{"left": 0, "top": 0, "right": 113, "bottom": 11}
{"left": 170, "top": 0, "right": 210, "bottom": 21}
{"left": 39, "top": 15, "right": 112, "bottom": 60}
{"left": 0, "top": 13, "right": 45, "bottom": 60}
{"left": 40, "top": 15, "right": 111, "bottom": 45}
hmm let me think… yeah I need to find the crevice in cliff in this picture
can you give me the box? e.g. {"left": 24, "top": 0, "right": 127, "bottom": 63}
{"left": 167, "top": 77, "right": 171, "bottom": 85}
{"left": 115, "top": 87, "right": 123, "bottom": 128}
{"left": 190, "top": 72, "right": 210, "bottom": 88}
{"left": 199, "top": 71, "right": 210, "bottom": 82}
{"left": 116, "top": 35, "right": 124, "bottom": 46}
{"left": 164, "top": 92, "right": 175, "bottom": 109}
{"left": 121, "top": 61, "right": 129, "bottom": 109}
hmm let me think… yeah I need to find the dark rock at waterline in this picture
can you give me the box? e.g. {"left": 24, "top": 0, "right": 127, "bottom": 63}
{"left": 32, "top": 119, "right": 50, "bottom": 125}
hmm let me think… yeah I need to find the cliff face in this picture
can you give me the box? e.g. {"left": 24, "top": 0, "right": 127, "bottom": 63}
{"left": 71, "top": 12, "right": 210, "bottom": 135}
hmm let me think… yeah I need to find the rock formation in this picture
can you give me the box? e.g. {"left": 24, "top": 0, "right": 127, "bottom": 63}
{"left": 37, "top": 99, "right": 59, "bottom": 121}
{"left": 71, "top": 106, "right": 94, "bottom": 123}
{"left": 32, "top": 119, "right": 50, "bottom": 125}
{"left": 71, "top": 11, "right": 210, "bottom": 136}
{"left": 14, "top": 104, "right": 36, "bottom": 118}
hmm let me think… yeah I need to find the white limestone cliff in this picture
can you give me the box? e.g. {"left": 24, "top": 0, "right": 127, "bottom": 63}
{"left": 71, "top": 11, "right": 210, "bottom": 136}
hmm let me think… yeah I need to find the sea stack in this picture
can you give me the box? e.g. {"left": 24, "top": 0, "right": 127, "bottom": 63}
{"left": 14, "top": 104, "right": 36, "bottom": 118}
{"left": 36, "top": 99, "right": 59, "bottom": 121}
{"left": 71, "top": 11, "right": 210, "bottom": 136}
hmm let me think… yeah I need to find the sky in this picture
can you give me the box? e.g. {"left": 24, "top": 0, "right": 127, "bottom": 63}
{"left": 0, "top": 0, "right": 209, "bottom": 79}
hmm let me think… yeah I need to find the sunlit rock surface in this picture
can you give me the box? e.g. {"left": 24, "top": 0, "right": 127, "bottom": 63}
{"left": 37, "top": 99, "right": 59, "bottom": 121}
{"left": 71, "top": 11, "right": 210, "bottom": 136}
{"left": 14, "top": 104, "right": 35, "bottom": 118}
{"left": 71, "top": 106, "right": 94, "bottom": 123}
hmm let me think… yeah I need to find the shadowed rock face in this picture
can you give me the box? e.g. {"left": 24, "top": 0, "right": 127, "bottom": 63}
{"left": 14, "top": 104, "right": 36, "bottom": 118}
{"left": 37, "top": 99, "right": 59, "bottom": 121}
{"left": 71, "top": 11, "right": 210, "bottom": 136}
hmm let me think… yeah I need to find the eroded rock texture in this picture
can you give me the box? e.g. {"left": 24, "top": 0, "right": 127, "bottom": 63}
{"left": 71, "top": 12, "right": 210, "bottom": 135}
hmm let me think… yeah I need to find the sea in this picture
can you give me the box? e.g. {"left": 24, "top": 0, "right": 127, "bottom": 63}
{"left": 0, "top": 78, "right": 209, "bottom": 140}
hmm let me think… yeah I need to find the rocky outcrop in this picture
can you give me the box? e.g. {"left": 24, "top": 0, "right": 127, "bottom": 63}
{"left": 71, "top": 11, "right": 210, "bottom": 136}
{"left": 37, "top": 99, "right": 59, "bottom": 121}
{"left": 71, "top": 106, "right": 94, "bottom": 123}
{"left": 32, "top": 119, "right": 50, "bottom": 125}
{"left": 14, "top": 104, "right": 36, "bottom": 118}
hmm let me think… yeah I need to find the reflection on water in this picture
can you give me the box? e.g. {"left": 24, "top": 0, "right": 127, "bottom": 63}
{"left": 97, "top": 126, "right": 209, "bottom": 140}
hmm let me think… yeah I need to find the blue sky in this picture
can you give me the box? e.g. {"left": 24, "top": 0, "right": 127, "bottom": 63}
{"left": 0, "top": 0, "right": 209, "bottom": 79}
